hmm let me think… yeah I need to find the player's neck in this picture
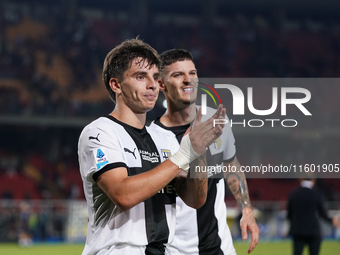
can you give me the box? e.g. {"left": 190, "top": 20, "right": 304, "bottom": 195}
{"left": 160, "top": 103, "right": 196, "bottom": 127}
{"left": 110, "top": 105, "right": 146, "bottom": 129}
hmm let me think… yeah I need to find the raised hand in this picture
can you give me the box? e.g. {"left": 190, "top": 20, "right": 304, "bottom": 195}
{"left": 189, "top": 104, "right": 226, "bottom": 155}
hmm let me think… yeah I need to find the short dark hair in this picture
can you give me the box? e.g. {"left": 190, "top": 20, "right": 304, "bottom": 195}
{"left": 159, "top": 49, "right": 193, "bottom": 68}
{"left": 102, "top": 38, "right": 161, "bottom": 102}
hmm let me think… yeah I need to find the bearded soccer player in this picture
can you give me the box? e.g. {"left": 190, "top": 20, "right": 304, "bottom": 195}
{"left": 77, "top": 39, "right": 226, "bottom": 255}
{"left": 148, "top": 49, "right": 259, "bottom": 254}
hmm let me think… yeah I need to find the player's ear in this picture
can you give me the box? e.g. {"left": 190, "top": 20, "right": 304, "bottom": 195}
{"left": 110, "top": 77, "right": 122, "bottom": 95}
{"left": 158, "top": 79, "right": 167, "bottom": 92}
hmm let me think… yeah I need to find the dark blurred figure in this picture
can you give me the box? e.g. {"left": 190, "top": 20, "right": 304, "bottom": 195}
{"left": 18, "top": 201, "right": 33, "bottom": 247}
{"left": 287, "top": 178, "right": 339, "bottom": 255}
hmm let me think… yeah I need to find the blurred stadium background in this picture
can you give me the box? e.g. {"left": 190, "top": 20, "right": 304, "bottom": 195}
{"left": 0, "top": 0, "right": 340, "bottom": 251}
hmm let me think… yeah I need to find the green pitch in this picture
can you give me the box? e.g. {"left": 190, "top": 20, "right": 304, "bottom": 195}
{"left": 0, "top": 240, "right": 339, "bottom": 255}
{"left": 234, "top": 240, "right": 340, "bottom": 255}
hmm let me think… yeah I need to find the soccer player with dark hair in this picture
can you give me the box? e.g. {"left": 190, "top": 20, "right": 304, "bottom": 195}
{"left": 148, "top": 49, "right": 259, "bottom": 254}
{"left": 78, "top": 39, "right": 226, "bottom": 255}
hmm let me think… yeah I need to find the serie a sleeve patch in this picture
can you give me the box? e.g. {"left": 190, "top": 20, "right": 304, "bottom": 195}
{"left": 94, "top": 148, "right": 109, "bottom": 170}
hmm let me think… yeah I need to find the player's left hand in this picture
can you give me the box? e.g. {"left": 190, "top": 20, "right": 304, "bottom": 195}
{"left": 240, "top": 207, "right": 259, "bottom": 254}
{"left": 189, "top": 105, "right": 226, "bottom": 155}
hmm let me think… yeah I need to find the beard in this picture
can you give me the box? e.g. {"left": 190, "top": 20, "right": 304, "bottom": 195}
{"left": 181, "top": 97, "right": 196, "bottom": 105}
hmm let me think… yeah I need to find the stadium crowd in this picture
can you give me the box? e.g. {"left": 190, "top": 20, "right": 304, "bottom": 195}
{"left": 1, "top": 2, "right": 340, "bottom": 120}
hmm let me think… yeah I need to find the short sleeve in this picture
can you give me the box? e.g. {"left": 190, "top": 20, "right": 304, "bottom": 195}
{"left": 78, "top": 124, "right": 127, "bottom": 183}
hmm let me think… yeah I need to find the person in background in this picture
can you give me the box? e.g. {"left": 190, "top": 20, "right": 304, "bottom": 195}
{"left": 18, "top": 201, "right": 33, "bottom": 247}
{"left": 287, "top": 178, "right": 340, "bottom": 255}
{"left": 148, "top": 49, "right": 259, "bottom": 254}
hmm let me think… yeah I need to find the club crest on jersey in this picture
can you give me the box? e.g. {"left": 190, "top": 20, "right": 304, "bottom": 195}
{"left": 213, "top": 137, "right": 221, "bottom": 150}
{"left": 95, "top": 148, "right": 109, "bottom": 169}
{"left": 161, "top": 149, "right": 172, "bottom": 160}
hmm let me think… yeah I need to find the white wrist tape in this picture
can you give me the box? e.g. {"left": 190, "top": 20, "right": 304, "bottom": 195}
{"left": 169, "top": 134, "right": 201, "bottom": 171}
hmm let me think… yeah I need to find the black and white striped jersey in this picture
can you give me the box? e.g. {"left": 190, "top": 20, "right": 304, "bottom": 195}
{"left": 148, "top": 106, "right": 237, "bottom": 255}
{"left": 78, "top": 115, "right": 178, "bottom": 255}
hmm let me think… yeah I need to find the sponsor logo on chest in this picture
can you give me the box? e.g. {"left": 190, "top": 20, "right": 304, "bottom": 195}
{"left": 139, "top": 149, "right": 159, "bottom": 163}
